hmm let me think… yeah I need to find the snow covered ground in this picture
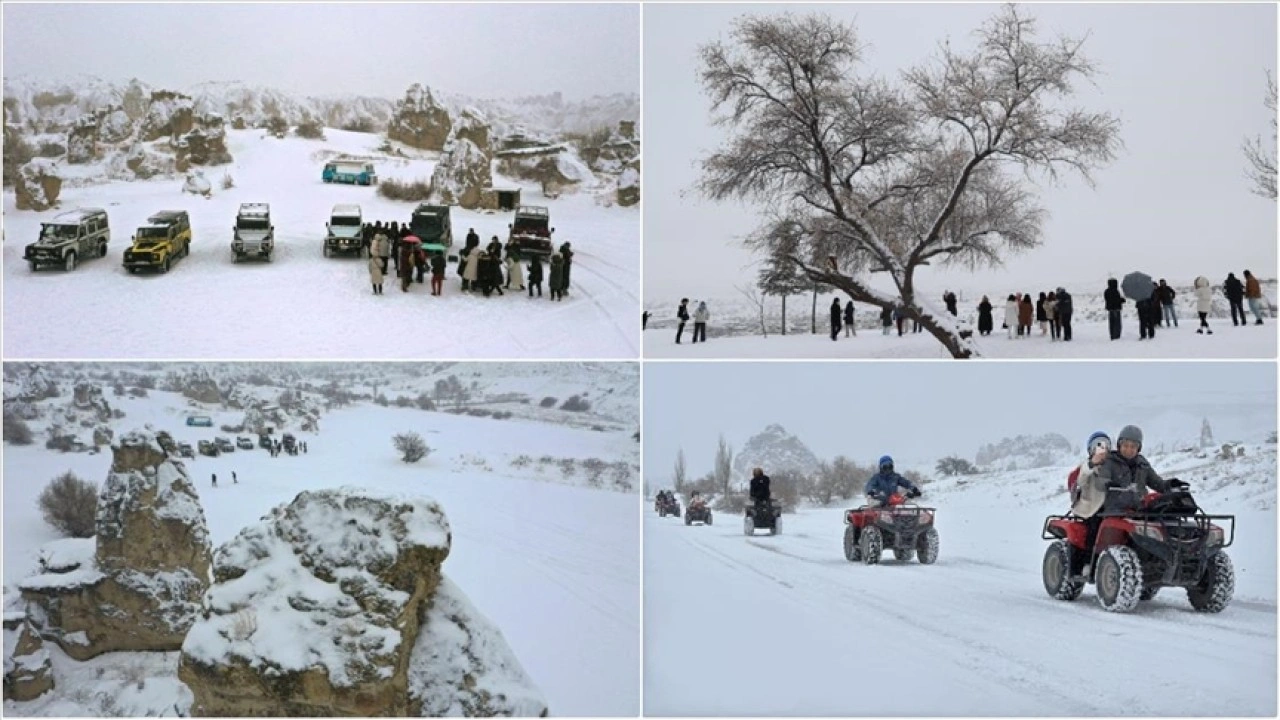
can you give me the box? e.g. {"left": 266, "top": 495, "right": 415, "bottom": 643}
{"left": 3, "top": 382, "right": 640, "bottom": 716}
{"left": 3, "top": 128, "right": 639, "bottom": 359}
{"left": 644, "top": 452, "right": 1277, "bottom": 716}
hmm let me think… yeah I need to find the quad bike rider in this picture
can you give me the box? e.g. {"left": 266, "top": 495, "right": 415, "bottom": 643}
{"left": 685, "top": 492, "right": 713, "bottom": 526}
{"left": 744, "top": 467, "right": 781, "bottom": 535}
{"left": 655, "top": 490, "right": 681, "bottom": 518}
{"left": 1042, "top": 425, "right": 1236, "bottom": 613}
{"left": 843, "top": 455, "right": 938, "bottom": 564}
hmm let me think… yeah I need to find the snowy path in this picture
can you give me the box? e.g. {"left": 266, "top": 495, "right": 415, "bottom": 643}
{"left": 2, "top": 129, "right": 639, "bottom": 359}
{"left": 644, "top": 506, "right": 1276, "bottom": 716}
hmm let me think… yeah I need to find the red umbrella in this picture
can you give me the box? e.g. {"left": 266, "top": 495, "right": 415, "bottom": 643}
{"left": 402, "top": 235, "right": 422, "bottom": 244}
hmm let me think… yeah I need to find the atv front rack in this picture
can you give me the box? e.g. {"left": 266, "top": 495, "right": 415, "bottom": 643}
{"left": 1041, "top": 511, "right": 1236, "bottom": 548}
{"left": 845, "top": 504, "right": 936, "bottom": 523}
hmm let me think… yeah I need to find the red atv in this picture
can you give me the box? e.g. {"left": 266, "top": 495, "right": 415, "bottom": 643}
{"left": 685, "top": 497, "right": 712, "bottom": 526}
{"left": 843, "top": 492, "right": 939, "bottom": 565}
{"left": 655, "top": 493, "right": 681, "bottom": 518}
{"left": 1041, "top": 486, "right": 1235, "bottom": 613}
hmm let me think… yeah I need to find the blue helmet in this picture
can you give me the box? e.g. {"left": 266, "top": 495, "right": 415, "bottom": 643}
{"left": 878, "top": 455, "right": 894, "bottom": 470}
{"left": 1086, "top": 431, "right": 1111, "bottom": 455}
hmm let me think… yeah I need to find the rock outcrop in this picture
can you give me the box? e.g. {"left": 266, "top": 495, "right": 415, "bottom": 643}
{"left": 19, "top": 432, "right": 212, "bottom": 660}
{"left": 66, "top": 115, "right": 98, "bottom": 164}
{"left": 15, "top": 160, "right": 62, "bottom": 211}
{"left": 139, "top": 90, "right": 196, "bottom": 141}
{"left": 430, "top": 139, "right": 492, "bottom": 210}
{"left": 175, "top": 114, "right": 231, "bottom": 171}
{"left": 451, "top": 108, "right": 491, "bottom": 154}
{"left": 387, "top": 84, "right": 452, "bottom": 151}
{"left": 616, "top": 165, "right": 639, "bottom": 207}
{"left": 732, "top": 424, "right": 822, "bottom": 481}
{"left": 3, "top": 614, "right": 55, "bottom": 701}
{"left": 183, "top": 171, "right": 212, "bottom": 197}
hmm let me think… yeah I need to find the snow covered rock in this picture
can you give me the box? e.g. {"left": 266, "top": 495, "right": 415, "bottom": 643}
{"left": 3, "top": 617, "right": 55, "bottom": 701}
{"left": 732, "top": 424, "right": 821, "bottom": 481}
{"left": 407, "top": 576, "right": 548, "bottom": 717}
{"left": 431, "top": 138, "right": 492, "bottom": 210}
{"left": 451, "top": 107, "right": 491, "bottom": 154}
{"left": 178, "top": 488, "right": 453, "bottom": 716}
{"left": 9, "top": 365, "right": 60, "bottom": 402}
{"left": 139, "top": 90, "right": 196, "bottom": 141}
{"left": 974, "top": 433, "right": 1074, "bottom": 471}
{"left": 19, "top": 431, "right": 212, "bottom": 660}
{"left": 175, "top": 125, "right": 232, "bottom": 171}
{"left": 14, "top": 159, "right": 62, "bottom": 211}
{"left": 388, "top": 83, "right": 453, "bottom": 151}
{"left": 98, "top": 108, "right": 134, "bottom": 143}
{"left": 182, "top": 171, "right": 212, "bottom": 197}
{"left": 616, "top": 165, "right": 639, "bottom": 207}
{"left": 123, "top": 142, "right": 173, "bottom": 179}
{"left": 66, "top": 115, "right": 98, "bottom": 164}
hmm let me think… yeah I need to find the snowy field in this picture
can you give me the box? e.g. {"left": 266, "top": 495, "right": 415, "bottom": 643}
{"left": 644, "top": 454, "right": 1277, "bottom": 716}
{"left": 3, "top": 389, "right": 640, "bottom": 716}
{"left": 2, "top": 128, "right": 640, "bottom": 359}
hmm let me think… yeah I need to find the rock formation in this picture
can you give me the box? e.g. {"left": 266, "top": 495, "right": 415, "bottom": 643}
{"left": 14, "top": 160, "right": 62, "bottom": 211}
{"left": 387, "top": 84, "right": 452, "bottom": 151}
{"left": 430, "top": 139, "right": 492, "bottom": 210}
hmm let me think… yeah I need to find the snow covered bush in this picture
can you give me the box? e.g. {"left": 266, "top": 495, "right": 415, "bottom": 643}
{"left": 936, "top": 456, "right": 980, "bottom": 476}
{"left": 3, "top": 409, "right": 34, "bottom": 445}
{"left": 294, "top": 118, "right": 325, "bottom": 140}
{"left": 37, "top": 471, "right": 98, "bottom": 538}
{"left": 539, "top": 396, "right": 557, "bottom": 408}
{"left": 221, "top": 172, "right": 234, "bottom": 190}
{"left": 265, "top": 115, "right": 288, "bottom": 138}
{"left": 394, "top": 432, "right": 430, "bottom": 463}
{"left": 378, "top": 177, "right": 434, "bottom": 202}
{"left": 560, "top": 395, "right": 591, "bottom": 412}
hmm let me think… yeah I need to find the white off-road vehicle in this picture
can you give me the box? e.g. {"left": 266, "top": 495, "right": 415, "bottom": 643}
{"left": 25, "top": 208, "right": 110, "bottom": 272}
{"left": 232, "top": 203, "right": 274, "bottom": 262}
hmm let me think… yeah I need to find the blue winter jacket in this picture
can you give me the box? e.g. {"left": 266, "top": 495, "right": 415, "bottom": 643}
{"left": 864, "top": 471, "right": 917, "bottom": 499}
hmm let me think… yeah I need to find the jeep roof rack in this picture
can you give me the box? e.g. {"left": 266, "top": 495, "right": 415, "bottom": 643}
{"left": 238, "top": 203, "right": 270, "bottom": 216}
{"left": 515, "top": 206, "right": 549, "bottom": 217}
{"left": 332, "top": 203, "right": 362, "bottom": 216}
{"left": 48, "top": 208, "right": 106, "bottom": 224}
{"left": 147, "top": 210, "right": 188, "bottom": 225}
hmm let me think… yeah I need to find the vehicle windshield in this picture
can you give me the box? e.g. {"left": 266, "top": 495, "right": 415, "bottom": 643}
{"left": 137, "top": 226, "right": 170, "bottom": 240}
{"left": 331, "top": 215, "right": 361, "bottom": 226}
{"left": 237, "top": 217, "right": 270, "bottom": 231}
{"left": 412, "top": 214, "right": 442, "bottom": 231}
{"left": 39, "top": 224, "right": 79, "bottom": 242}
{"left": 513, "top": 217, "right": 548, "bottom": 233}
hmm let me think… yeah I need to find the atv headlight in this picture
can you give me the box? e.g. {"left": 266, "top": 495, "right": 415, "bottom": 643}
{"left": 1132, "top": 522, "right": 1164, "bottom": 541}
{"left": 1207, "top": 525, "right": 1225, "bottom": 547}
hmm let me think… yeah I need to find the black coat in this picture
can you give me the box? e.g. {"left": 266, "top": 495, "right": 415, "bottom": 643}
{"left": 830, "top": 302, "right": 842, "bottom": 327}
{"left": 528, "top": 258, "right": 544, "bottom": 284}
{"left": 749, "top": 475, "right": 771, "bottom": 502}
{"left": 1035, "top": 299, "right": 1046, "bottom": 322}
{"left": 677, "top": 303, "right": 690, "bottom": 322}
{"left": 1056, "top": 291, "right": 1074, "bottom": 315}
{"left": 1157, "top": 285, "right": 1176, "bottom": 305}
{"left": 944, "top": 294, "right": 958, "bottom": 315}
{"left": 977, "top": 301, "right": 993, "bottom": 333}
{"left": 880, "top": 306, "right": 893, "bottom": 326}
{"left": 843, "top": 302, "right": 854, "bottom": 324}
{"left": 430, "top": 254, "right": 446, "bottom": 273}
{"left": 1225, "top": 275, "right": 1245, "bottom": 300}
{"left": 1104, "top": 284, "right": 1126, "bottom": 311}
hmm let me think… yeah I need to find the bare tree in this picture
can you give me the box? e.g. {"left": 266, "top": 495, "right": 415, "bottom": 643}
{"left": 673, "top": 447, "right": 687, "bottom": 493}
{"left": 698, "top": 6, "right": 1120, "bottom": 358}
{"left": 757, "top": 249, "right": 807, "bottom": 334}
{"left": 1243, "top": 70, "right": 1277, "bottom": 200}
{"left": 714, "top": 434, "right": 734, "bottom": 498}
{"left": 735, "top": 283, "right": 769, "bottom": 337}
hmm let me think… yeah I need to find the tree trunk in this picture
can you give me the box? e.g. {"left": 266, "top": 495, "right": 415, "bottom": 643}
{"left": 811, "top": 288, "right": 817, "bottom": 334}
{"left": 781, "top": 295, "right": 787, "bottom": 336}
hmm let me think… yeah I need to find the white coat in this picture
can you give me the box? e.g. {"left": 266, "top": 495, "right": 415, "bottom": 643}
{"left": 694, "top": 306, "right": 710, "bottom": 323}
{"left": 368, "top": 256, "right": 384, "bottom": 284}
{"left": 507, "top": 257, "right": 525, "bottom": 290}
{"left": 371, "top": 234, "right": 389, "bottom": 259}
{"left": 463, "top": 250, "right": 480, "bottom": 282}
{"left": 1003, "top": 301, "right": 1018, "bottom": 327}
{"left": 1194, "top": 276, "right": 1213, "bottom": 314}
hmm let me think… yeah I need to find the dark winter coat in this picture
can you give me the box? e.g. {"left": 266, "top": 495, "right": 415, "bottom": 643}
{"left": 864, "top": 471, "right": 917, "bottom": 501}
{"left": 549, "top": 258, "right": 565, "bottom": 291}
{"left": 457, "top": 248, "right": 470, "bottom": 277}
{"left": 844, "top": 302, "right": 854, "bottom": 324}
{"left": 1035, "top": 298, "right": 1047, "bottom": 322}
{"left": 1056, "top": 290, "right": 1074, "bottom": 315}
{"left": 480, "top": 255, "right": 502, "bottom": 288}
{"left": 1245, "top": 275, "right": 1262, "bottom": 299}
{"left": 977, "top": 301, "right": 993, "bottom": 334}
{"left": 528, "top": 257, "right": 544, "bottom": 284}
{"left": 749, "top": 474, "right": 771, "bottom": 502}
{"left": 1091, "top": 451, "right": 1171, "bottom": 513}
{"left": 944, "top": 293, "right": 958, "bottom": 315}
{"left": 880, "top": 306, "right": 893, "bottom": 327}
{"left": 466, "top": 231, "right": 480, "bottom": 247}
{"left": 1157, "top": 285, "right": 1176, "bottom": 306}
{"left": 430, "top": 254, "right": 446, "bottom": 275}
{"left": 1224, "top": 274, "right": 1245, "bottom": 300}
{"left": 830, "top": 301, "right": 843, "bottom": 328}
{"left": 1104, "top": 280, "right": 1126, "bottom": 311}
{"left": 677, "top": 303, "right": 690, "bottom": 322}
{"left": 1018, "top": 298, "right": 1033, "bottom": 327}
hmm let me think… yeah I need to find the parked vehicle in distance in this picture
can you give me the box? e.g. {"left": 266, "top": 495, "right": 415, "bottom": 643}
{"left": 123, "top": 210, "right": 191, "bottom": 273}
{"left": 24, "top": 208, "right": 110, "bottom": 272}
{"left": 232, "top": 203, "right": 274, "bottom": 262}
{"left": 187, "top": 415, "right": 213, "bottom": 427}
{"left": 409, "top": 204, "right": 453, "bottom": 247}
{"left": 324, "top": 204, "right": 365, "bottom": 257}
{"left": 322, "top": 159, "right": 377, "bottom": 186}
{"left": 508, "top": 205, "right": 555, "bottom": 256}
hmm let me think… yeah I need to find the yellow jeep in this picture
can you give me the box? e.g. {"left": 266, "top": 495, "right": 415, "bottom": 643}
{"left": 123, "top": 210, "right": 191, "bottom": 273}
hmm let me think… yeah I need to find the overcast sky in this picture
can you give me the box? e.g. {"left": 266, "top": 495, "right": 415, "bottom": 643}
{"left": 644, "top": 3, "right": 1278, "bottom": 303}
{"left": 645, "top": 362, "right": 1275, "bottom": 477}
{"left": 2, "top": 3, "right": 638, "bottom": 101}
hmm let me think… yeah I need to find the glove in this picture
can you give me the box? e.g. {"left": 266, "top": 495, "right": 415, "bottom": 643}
{"left": 1168, "top": 479, "right": 1190, "bottom": 490}
{"left": 908, "top": 487, "right": 922, "bottom": 498}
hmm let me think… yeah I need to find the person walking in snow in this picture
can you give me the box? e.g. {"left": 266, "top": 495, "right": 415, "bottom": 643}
{"left": 977, "top": 296, "right": 993, "bottom": 336}
{"left": 559, "top": 242, "right": 574, "bottom": 292}
{"left": 232, "top": 471, "right": 238, "bottom": 484}
{"left": 693, "top": 301, "right": 709, "bottom": 343}
{"left": 880, "top": 305, "right": 893, "bottom": 336}
{"left": 1224, "top": 272, "right": 1247, "bottom": 326}
{"left": 549, "top": 254, "right": 566, "bottom": 301}
{"left": 528, "top": 255, "right": 544, "bottom": 297}
{"left": 844, "top": 300, "right": 856, "bottom": 337}
{"left": 462, "top": 243, "right": 481, "bottom": 292}
{"left": 1193, "top": 276, "right": 1214, "bottom": 334}
{"left": 676, "top": 298, "right": 690, "bottom": 343}
{"left": 830, "top": 297, "right": 843, "bottom": 341}
{"left": 1004, "top": 294, "right": 1018, "bottom": 339}
{"left": 211, "top": 473, "right": 217, "bottom": 488}
{"left": 367, "top": 254, "right": 384, "bottom": 295}
{"left": 1156, "top": 279, "right": 1178, "bottom": 328}
{"left": 1056, "top": 287, "right": 1074, "bottom": 342}
{"left": 1104, "top": 278, "right": 1125, "bottom": 340}
{"left": 944, "top": 291, "right": 958, "bottom": 316}
{"left": 1244, "top": 270, "right": 1265, "bottom": 325}
{"left": 1018, "top": 293, "right": 1034, "bottom": 338}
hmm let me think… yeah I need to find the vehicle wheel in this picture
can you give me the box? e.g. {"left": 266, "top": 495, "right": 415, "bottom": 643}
{"left": 1096, "top": 546, "right": 1143, "bottom": 613}
{"left": 1187, "top": 551, "right": 1234, "bottom": 613}
{"left": 1139, "top": 586, "right": 1161, "bottom": 602}
{"left": 65, "top": 252, "right": 77, "bottom": 272}
{"left": 127, "top": 267, "right": 137, "bottom": 274}
{"left": 706, "top": 514, "right": 712, "bottom": 526}
{"left": 770, "top": 516, "right": 781, "bottom": 536}
{"left": 843, "top": 526, "right": 862, "bottom": 562}
{"left": 163, "top": 256, "right": 172, "bottom": 273}
{"left": 893, "top": 547, "right": 916, "bottom": 563}
{"left": 324, "top": 246, "right": 330, "bottom": 257}
{"left": 860, "top": 526, "right": 883, "bottom": 565}
{"left": 29, "top": 261, "right": 38, "bottom": 272}
{"left": 98, "top": 242, "right": 108, "bottom": 258}
{"left": 916, "top": 527, "right": 940, "bottom": 565}
{"left": 1042, "top": 540, "right": 1084, "bottom": 601}
{"left": 743, "top": 515, "right": 755, "bottom": 536}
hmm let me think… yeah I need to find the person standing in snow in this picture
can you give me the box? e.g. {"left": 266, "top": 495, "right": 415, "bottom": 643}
{"left": 462, "top": 243, "right": 481, "bottom": 292}
{"left": 367, "top": 254, "right": 383, "bottom": 295}
{"left": 487, "top": 236, "right": 503, "bottom": 260}
{"left": 1018, "top": 293, "right": 1034, "bottom": 337}
{"left": 1244, "top": 270, "right": 1265, "bottom": 325}
{"left": 559, "top": 242, "right": 574, "bottom": 292}
{"left": 1224, "top": 272, "right": 1246, "bottom": 326}
{"left": 1045, "top": 291, "right": 1059, "bottom": 340}
{"left": 389, "top": 222, "right": 401, "bottom": 273}
{"left": 880, "top": 305, "right": 893, "bottom": 336}
{"left": 371, "top": 227, "right": 390, "bottom": 275}
{"left": 844, "top": 300, "right": 856, "bottom": 337}
{"left": 693, "top": 301, "right": 709, "bottom": 343}
{"left": 1056, "top": 287, "right": 1074, "bottom": 341}
{"left": 642, "top": 311, "right": 651, "bottom": 330}
{"left": 466, "top": 228, "right": 480, "bottom": 248}
{"left": 977, "top": 296, "right": 993, "bottom": 336}
{"left": 1156, "top": 279, "right": 1178, "bottom": 328}
{"left": 399, "top": 244, "right": 416, "bottom": 292}
{"left": 829, "top": 297, "right": 843, "bottom": 341}
{"left": 676, "top": 298, "right": 690, "bottom": 343}
{"left": 549, "top": 254, "right": 566, "bottom": 301}
{"left": 430, "top": 252, "right": 446, "bottom": 296}
{"left": 528, "top": 255, "right": 544, "bottom": 297}
{"left": 414, "top": 245, "right": 428, "bottom": 284}
{"left": 1136, "top": 290, "right": 1156, "bottom": 341}
{"left": 944, "top": 291, "right": 958, "bottom": 316}
{"left": 506, "top": 248, "right": 525, "bottom": 292}
{"left": 1104, "top": 278, "right": 1125, "bottom": 340}
{"left": 232, "top": 471, "right": 238, "bottom": 484}
{"left": 211, "top": 473, "right": 217, "bottom": 488}
{"left": 1036, "top": 292, "right": 1048, "bottom": 336}
{"left": 1193, "top": 276, "right": 1214, "bottom": 334}
{"left": 1004, "top": 295, "right": 1018, "bottom": 339}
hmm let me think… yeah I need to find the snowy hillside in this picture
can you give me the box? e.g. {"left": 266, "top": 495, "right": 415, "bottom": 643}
{"left": 644, "top": 283, "right": 1278, "bottom": 359}
{"left": 2, "top": 128, "right": 639, "bottom": 359}
{"left": 646, "top": 444, "right": 1277, "bottom": 716}
{"left": 3, "top": 364, "right": 640, "bottom": 716}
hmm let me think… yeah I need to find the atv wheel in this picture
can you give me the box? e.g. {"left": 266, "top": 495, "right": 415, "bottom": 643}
{"left": 893, "top": 547, "right": 916, "bottom": 563}
{"left": 743, "top": 515, "right": 755, "bottom": 536}
{"left": 1096, "top": 546, "right": 1143, "bottom": 613}
{"left": 860, "top": 526, "right": 883, "bottom": 565}
{"left": 916, "top": 527, "right": 940, "bottom": 565}
{"left": 843, "top": 526, "right": 862, "bottom": 562}
{"left": 65, "top": 252, "right": 77, "bottom": 272}
{"left": 1139, "top": 586, "right": 1161, "bottom": 602}
{"left": 1187, "top": 551, "right": 1234, "bottom": 613}
{"left": 770, "top": 516, "right": 781, "bottom": 536}
{"left": 1042, "top": 540, "right": 1084, "bottom": 601}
